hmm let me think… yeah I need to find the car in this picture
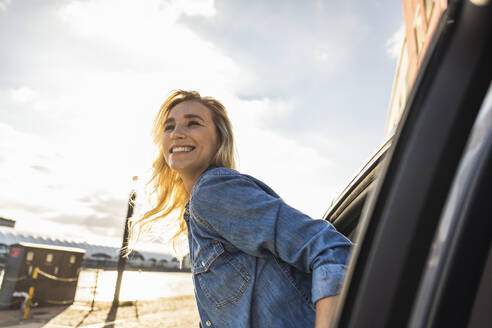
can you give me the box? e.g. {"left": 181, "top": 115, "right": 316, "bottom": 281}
{"left": 323, "top": 0, "right": 491, "bottom": 327}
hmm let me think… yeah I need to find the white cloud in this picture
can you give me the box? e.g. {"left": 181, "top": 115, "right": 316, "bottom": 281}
{"left": 386, "top": 24, "right": 405, "bottom": 59}
{"left": 314, "top": 46, "right": 331, "bottom": 62}
{"left": 227, "top": 96, "right": 294, "bottom": 125}
{"left": 0, "top": 0, "right": 10, "bottom": 12}
{"left": 52, "top": 0, "right": 241, "bottom": 100}
{"left": 0, "top": 122, "right": 131, "bottom": 243}
{"left": 2, "top": 0, "right": 320, "bottom": 244}
{"left": 172, "top": 0, "right": 216, "bottom": 17}
{"left": 10, "top": 87, "right": 39, "bottom": 104}
{"left": 57, "top": 0, "right": 219, "bottom": 66}
{"left": 312, "top": 43, "right": 351, "bottom": 75}
{"left": 0, "top": 0, "right": 401, "bottom": 248}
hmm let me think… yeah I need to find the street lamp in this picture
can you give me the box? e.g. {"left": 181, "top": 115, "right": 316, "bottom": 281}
{"left": 112, "top": 176, "right": 138, "bottom": 308}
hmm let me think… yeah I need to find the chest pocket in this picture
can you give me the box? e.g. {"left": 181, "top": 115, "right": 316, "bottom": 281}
{"left": 193, "top": 241, "right": 251, "bottom": 308}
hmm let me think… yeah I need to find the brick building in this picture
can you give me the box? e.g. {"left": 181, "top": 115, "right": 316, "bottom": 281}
{"left": 386, "top": 0, "right": 448, "bottom": 136}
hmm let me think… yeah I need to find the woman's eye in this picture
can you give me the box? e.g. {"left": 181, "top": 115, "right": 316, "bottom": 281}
{"left": 188, "top": 121, "right": 201, "bottom": 127}
{"left": 164, "top": 125, "right": 174, "bottom": 132}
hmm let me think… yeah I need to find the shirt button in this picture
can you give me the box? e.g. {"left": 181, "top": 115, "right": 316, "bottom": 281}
{"left": 201, "top": 261, "right": 206, "bottom": 267}
{"left": 205, "top": 320, "right": 212, "bottom": 326}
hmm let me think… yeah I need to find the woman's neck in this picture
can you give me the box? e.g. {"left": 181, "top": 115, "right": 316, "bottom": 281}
{"left": 182, "top": 177, "right": 196, "bottom": 194}
{"left": 180, "top": 165, "right": 216, "bottom": 194}
{"left": 181, "top": 170, "right": 205, "bottom": 194}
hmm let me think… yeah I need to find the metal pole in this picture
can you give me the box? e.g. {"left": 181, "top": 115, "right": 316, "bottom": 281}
{"left": 112, "top": 176, "right": 138, "bottom": 308}
{"left": 23, "top": 267, "right": 38, "bottom": 319}
{"left": 91, "top": 269, "right": 100, "bottom": 310}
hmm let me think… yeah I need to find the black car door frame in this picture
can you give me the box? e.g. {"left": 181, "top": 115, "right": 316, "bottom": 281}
{"left": 333, "top": 1, "right": 492, "bottom": 327}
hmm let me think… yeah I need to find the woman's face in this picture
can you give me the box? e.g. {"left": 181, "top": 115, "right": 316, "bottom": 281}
{"left": 162, "top": 100, "right": 219, "bottom": 180}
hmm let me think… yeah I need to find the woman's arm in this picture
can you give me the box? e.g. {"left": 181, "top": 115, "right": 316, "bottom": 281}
{"left": 316, "top": 295, "right": 338, "bottom": 328}
{"left": 191, "top": 170, "right": 352, "bottom": 303}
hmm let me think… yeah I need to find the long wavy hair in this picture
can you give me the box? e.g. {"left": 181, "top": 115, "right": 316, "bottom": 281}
{"left": 129, "top": 90, "right": 236, "bottom": 255}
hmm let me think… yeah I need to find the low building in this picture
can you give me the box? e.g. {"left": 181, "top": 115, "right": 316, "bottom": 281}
{"left": 0, "top": 217, "right": 15, "bottom": 228}
{"left": 0, "top": 226, "right": 189, "bottom": 271}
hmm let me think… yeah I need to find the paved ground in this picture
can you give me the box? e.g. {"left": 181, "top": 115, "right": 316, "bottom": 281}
{"left": 0, "top": 296, "right": 200, "bottom": 328}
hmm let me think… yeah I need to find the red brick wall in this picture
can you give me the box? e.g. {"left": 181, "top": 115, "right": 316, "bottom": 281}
{"left": 402, "top": 0, "right": 447, "bottom": 87}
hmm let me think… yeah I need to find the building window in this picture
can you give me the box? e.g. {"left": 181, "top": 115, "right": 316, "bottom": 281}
{"left": 46, "top": 253, "right": 53, "bottom": 264}
{"left": 69, "top": 255, "right": 76, "bottom": 264}
{"left": 26, "top": 251, "right": 34, "bottom": 262}
{"left": 424, "top": 0, "right": 435, "bottom": 22}
{"left": 401, "top": 40, "right": 409, "bottom": 97}
{"left": 413, "top": 5, "right": 424, "bottom": 55}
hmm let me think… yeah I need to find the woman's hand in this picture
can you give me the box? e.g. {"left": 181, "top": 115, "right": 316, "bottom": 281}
{"left": 315, "top": 295, "right": 338, "bottom": 328}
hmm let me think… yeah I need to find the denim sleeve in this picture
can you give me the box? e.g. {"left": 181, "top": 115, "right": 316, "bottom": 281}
{"left": 190, "top": 172, "right": 352, "bottom": 303}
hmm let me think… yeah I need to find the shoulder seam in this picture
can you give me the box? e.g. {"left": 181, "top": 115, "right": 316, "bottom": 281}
{"left": 192, "top": 168, "right": 245, "bottom": 196}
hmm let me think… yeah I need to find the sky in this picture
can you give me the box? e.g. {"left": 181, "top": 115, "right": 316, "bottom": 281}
{"left": 0, "top": 0, "right": 403, "bottom": 252}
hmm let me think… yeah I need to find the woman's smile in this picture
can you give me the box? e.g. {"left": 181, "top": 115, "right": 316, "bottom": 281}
{"left": 170, "top": 146, "right": 196, "bottom": 154}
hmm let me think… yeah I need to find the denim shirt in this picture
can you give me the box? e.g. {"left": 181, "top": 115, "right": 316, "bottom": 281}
{"left": 185, "top": 167, "right": 352, "bottom": 328}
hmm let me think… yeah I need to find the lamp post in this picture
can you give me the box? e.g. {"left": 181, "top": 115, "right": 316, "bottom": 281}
{"left": 112, "top": 176, "right": 138, "bottom": 308}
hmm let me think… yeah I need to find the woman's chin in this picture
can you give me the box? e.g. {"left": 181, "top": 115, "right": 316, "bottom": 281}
{"left": 169, "top": 163, "right": 196, "bottom": 176}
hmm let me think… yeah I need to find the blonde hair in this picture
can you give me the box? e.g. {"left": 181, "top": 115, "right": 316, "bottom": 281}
{"left": 129, "top": 90, "right": 236, "bottom": 254}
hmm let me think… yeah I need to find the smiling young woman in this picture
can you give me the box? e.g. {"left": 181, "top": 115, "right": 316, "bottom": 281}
{"left": 129, "top": 91, "right": 235, "bottom": 249}
{"left": 162, "top": 101, "right": 220, "bottom": 192}
{"left": 130, "top": 90, "right": 352, "bottom": 328}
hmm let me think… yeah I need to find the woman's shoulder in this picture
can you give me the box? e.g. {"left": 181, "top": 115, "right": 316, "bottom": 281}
{"left": 191, "top": 166, "right": 280, "bottom": 202}
{"left": 192, "top": 166, "right": 247, "bottom": 195}
{"left": 189, "top": 167, "right": 253, "bottom": 219}
{"left": 202, "top": 166, "right": 240, "bottom": 178}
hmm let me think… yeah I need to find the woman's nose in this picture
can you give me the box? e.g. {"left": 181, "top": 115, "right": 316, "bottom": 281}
{"left": 170, "top": 125, "right": 186, "bottom": 139}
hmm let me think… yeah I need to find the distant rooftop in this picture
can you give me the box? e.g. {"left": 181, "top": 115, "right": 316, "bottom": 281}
{"left": 0, "top": 226, "right": 173, "bottom": 263}
{"left": 0, "top": 217, "right": 15, "bottom": 228}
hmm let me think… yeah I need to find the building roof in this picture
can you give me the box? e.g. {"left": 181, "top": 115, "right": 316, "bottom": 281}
{"left": 14, "top": 242, "right": 86, "bottom": 253}
{"left": 0, "top": 226, "right": 173, "bottom": 262}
